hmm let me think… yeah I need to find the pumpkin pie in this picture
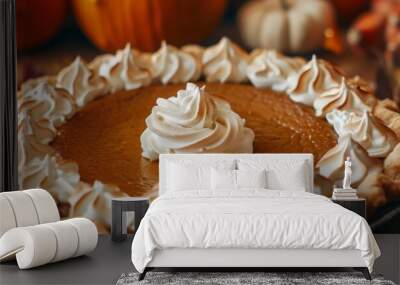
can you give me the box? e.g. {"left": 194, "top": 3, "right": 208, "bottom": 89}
{"left": 18, "top": 37, "right": 400, "bottom": 230}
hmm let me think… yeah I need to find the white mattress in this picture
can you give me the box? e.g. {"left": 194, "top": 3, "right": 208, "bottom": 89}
{"left": 131, "top": 190, "right": 380, "bottom": 273}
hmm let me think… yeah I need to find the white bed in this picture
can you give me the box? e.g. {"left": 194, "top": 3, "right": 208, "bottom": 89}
{"left": 131, "top": 154, "right": 380, "bottom": 280}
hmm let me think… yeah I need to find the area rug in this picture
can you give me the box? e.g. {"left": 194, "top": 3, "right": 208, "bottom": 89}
{"left": 116, "top": 271, "right": 395, "bottom": 285}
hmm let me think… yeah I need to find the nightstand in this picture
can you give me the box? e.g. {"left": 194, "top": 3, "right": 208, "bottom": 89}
{"left": 331, "top": 198, "right": 366, "bottom": 219}
{"left": 111, "top": 197, "right": 149, "bottom": 242}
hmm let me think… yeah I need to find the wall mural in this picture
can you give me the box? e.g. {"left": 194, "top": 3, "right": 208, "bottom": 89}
{"left": 16, "top": 0, "right": 400, "bottom": 234}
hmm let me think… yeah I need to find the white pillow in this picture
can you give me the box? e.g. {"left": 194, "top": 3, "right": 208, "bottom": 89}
{"left": 267, "top": 167, "right": 307, "bottom": 191}
{"left": 236, "top": 169, "right": 267, "bottom": 189}
{"left": 211, "top": 168, "right": 236, "bottom": 190}
{"left": 238, "top": 159, "right": 308, "bottom": 191}
{"left": 167, "top": 160, "right": 235, "bottom": 191}
{"left": 211, "top": 169, "right": 267, "bottom": 190}
{"left": 167, "top": 163, "right": 209, "bottom": 191}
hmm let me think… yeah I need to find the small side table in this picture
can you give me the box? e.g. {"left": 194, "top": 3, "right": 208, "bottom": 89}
{"left": 112, "top": 197, "right": 149, "bottom": 242}
{"left": 331, "top": 198, "right": 366, "bottom": 219}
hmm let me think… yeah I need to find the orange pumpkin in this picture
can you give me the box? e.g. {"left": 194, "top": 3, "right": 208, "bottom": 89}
{"left": 16, "top": 0, "right": 68, "bottom": 50}
{"left": 71, "top": 0, "right": 227, "bottom": 52}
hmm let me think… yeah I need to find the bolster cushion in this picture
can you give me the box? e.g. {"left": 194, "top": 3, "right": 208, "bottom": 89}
{"left": 0, "top": 218, "right": 98, "bottom": 269}
{"left": 0, "top": 189, "right": 60, "bottom": 237}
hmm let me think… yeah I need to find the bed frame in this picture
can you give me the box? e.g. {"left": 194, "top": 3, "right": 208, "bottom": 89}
{"left": 140, "top": 249, "right": 371, "bottom": 280}
{"left": 139, "top": 154, "right": 371, "bottom": 281}
{"left": 140, "top": 248, "right": 370, "bottom": 280}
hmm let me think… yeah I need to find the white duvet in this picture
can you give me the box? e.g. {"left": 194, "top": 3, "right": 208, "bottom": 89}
{"left": 131, "top": 190, "right": 380, "bottom": 273}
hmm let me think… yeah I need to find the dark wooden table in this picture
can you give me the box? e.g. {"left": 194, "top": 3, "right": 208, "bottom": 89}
{"left": 112, "top": 197, "right": 149, "bottom": 242}
{"left": 332, "top": 198, "right": 366, "bottom": 219}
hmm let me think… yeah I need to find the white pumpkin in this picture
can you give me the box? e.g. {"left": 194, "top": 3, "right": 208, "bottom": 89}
{"left": 238, "top": 0, "right": 337, "bottom": 53}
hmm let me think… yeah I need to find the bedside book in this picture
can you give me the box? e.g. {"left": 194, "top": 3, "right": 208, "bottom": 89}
{"left": 333, "top": 189, "right": 357, "bottom": 193}
{"left": 332, "top": 188, "right": 358, "bottom": 200}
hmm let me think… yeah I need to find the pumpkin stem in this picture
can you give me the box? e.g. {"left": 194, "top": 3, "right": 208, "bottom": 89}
{"left": 280, "top": 0, "right": 289, "bottom": 10}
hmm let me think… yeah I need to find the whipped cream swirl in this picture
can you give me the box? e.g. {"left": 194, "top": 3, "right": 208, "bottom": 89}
{"left": 317, "top": 109, "right": 393, "bottom": 202}
{"left": 19, "top": 153, "right": 56, "bottom": 190}
{"left": 317, "top": 134, "right": 382, "bottom": 185}
{"left": 19, "top": 80, "right": 75, "bottom": 143}
{"left": 151, "top": 42, "right": 201, "bottom": 84}
{"left": 314, "top": 78, "right": 371, "bottom": 117}
{"left": 47, "top": 160, "right": 80, "bottom": 203}
{"left": 373, "top": 99, "right": 400, "bottom": 140}
{"left": 56, "top": 57, "right": 107, "bottom": 108}
{"left": 141, "top": 83, "right": 255, "bottom": 160}
{"left": 247, "top": 50, "right": 305, "bottom": 92}
{"left": 99, "top": 44, "right": 151, "bottom": 92}
{"left": 317, "top": 132, "right": 385, "bottom": 210}
{"left": 348, "top": 75, "right": 374, "bottom": 95}
{"left": 348, "top": 76, "right": 378, "bottom": 109}
{"left": 203, "top": 37, "right": 249, "bottom": 83}
{"left": 289, "top": 55, "right": 342, "bottom": 106}
{"left": 182, "top": 45, "right": 204, "bottom": 62}
{"left": 326, "top": 109, "right": 396, "bottom": 157}
{"left": 18, "top": 79, "right": 76, "bottom": 190}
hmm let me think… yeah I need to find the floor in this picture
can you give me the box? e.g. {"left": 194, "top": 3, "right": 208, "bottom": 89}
{"left": 0, "top": 235, "right": 134, "bottom": 285}
{"left": 1, "top": 235, "right": 399, "bottom": 285}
